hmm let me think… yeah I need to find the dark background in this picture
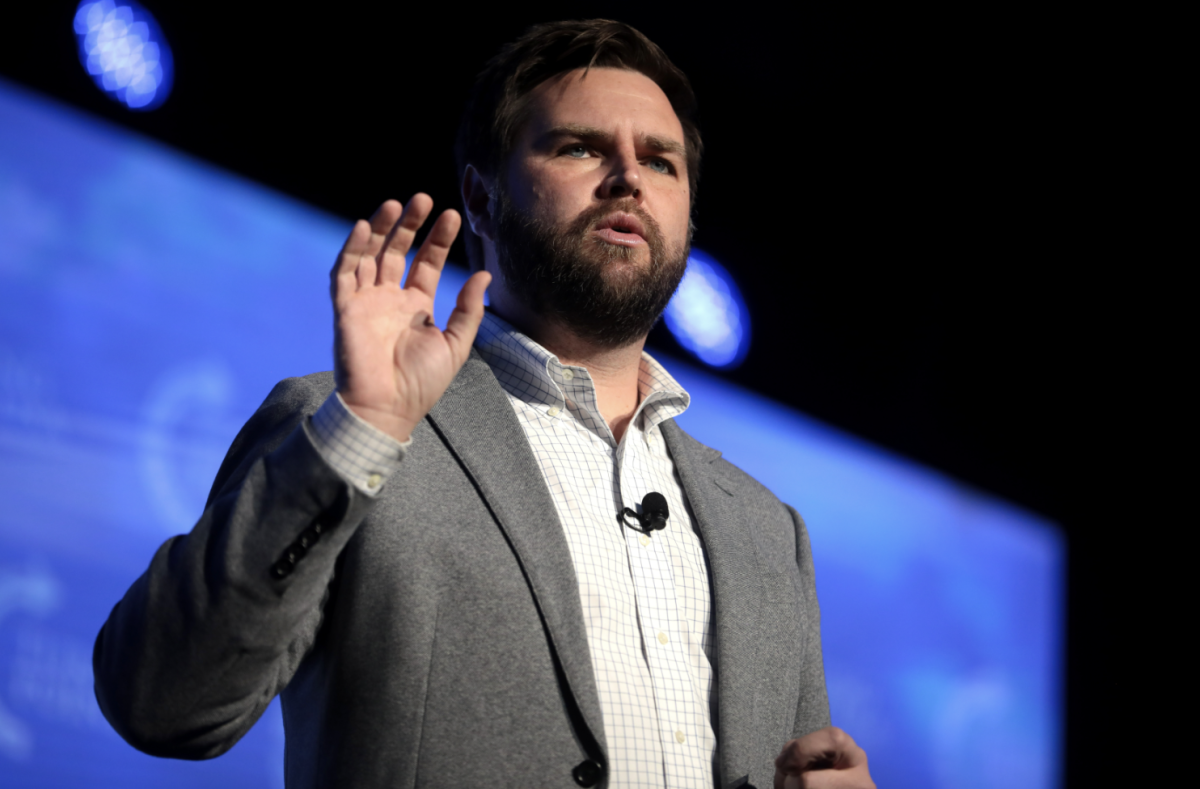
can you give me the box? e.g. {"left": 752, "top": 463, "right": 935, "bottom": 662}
{"left": 4, "top": 3, "right": 1138, "bottom": 785}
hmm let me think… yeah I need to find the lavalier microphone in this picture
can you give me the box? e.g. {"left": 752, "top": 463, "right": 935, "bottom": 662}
{"left": 618, "top": 491, "right": 669, "bottom": 534}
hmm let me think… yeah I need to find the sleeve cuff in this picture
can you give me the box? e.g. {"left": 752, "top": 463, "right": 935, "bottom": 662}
{"left": 308, "top": 391, "right": 411, "bottom": 496}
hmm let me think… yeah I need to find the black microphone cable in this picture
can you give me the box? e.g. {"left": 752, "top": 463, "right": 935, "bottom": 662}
{"left": 618, "top": 491, "right": 669, "bottom": 534}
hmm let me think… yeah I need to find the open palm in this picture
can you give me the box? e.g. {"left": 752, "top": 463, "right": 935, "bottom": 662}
{"left": 332, "top": 195, "right": 490, "bottom": 442}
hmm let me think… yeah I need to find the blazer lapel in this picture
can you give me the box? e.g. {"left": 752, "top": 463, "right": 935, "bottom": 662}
{"left": 427, "top": 351, "right": 607, "bottom": 759}
{"left": 661, "top": 418, "right": 766, "bottom": 786}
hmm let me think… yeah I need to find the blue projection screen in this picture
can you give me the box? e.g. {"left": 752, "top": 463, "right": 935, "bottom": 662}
{"left": 0, "top": 78, "right": 1063, "bottom": 788}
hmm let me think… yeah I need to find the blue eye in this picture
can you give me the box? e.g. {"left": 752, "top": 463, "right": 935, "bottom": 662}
{"left": 647, "top": 159, "right": 671, "bottom": 174}
{"left": 565, "top": 145, "right": 588, "bottom": 158}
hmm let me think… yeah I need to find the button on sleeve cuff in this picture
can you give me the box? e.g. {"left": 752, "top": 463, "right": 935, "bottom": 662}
{"left": 308, "top": 391, "right": 410, "bottom": 496}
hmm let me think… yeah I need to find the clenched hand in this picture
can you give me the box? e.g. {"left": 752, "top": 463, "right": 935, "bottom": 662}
{"left": 774, "top": 727, "right": 876, "bottom": 789}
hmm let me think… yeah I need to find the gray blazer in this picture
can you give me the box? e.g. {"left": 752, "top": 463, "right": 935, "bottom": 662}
{"left": 94, "top": 351, "right": 829, "bottom": 788}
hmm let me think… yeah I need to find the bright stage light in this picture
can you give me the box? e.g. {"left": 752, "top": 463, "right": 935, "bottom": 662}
{"left": 73, "top": 0, "right": 173, "bottom": 111}
{"left": 664, "top": 249, "right": 751, "bottom": 369}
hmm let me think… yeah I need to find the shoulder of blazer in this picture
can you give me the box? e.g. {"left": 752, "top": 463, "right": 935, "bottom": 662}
{"left": 660, "top": 417, "right": 788, "bottom": 506}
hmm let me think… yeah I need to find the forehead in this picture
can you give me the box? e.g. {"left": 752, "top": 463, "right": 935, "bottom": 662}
{"left": 521, "top": 67, "right": 685, "bottom": 144}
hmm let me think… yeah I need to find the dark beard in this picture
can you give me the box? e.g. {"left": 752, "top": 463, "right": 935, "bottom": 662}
{"left": 493, "top": 191, "right": 690, "bottom": 349}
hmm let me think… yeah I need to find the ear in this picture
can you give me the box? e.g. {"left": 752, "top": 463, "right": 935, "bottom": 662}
{"left": 461, "top": 164, "right": 496, "bottom": 243}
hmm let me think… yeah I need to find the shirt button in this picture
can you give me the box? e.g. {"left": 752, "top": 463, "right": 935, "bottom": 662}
{"left": 657, "top": 631, "right": 668, "bottom": 645}
{"left": 639, "top": 535, "right": 651, "bottom": 547}
{"left": 366, "top": 473, "right": 382, "bottom": 489}
{"left": 547, "top": 407, "right": 561, "bottom": 417}
{"left": 562, "top": 369, "right": 575, "bottom": 381}
{"left": 675, "top": 730, "right": 686, "bottom": 744}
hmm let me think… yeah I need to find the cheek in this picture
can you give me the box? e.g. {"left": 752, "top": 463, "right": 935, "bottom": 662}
{"left": 530, "top": 169, "right": 598, "bottom": 220}
{"left": 661, "top": 191, "right": 693, "bottom": 246}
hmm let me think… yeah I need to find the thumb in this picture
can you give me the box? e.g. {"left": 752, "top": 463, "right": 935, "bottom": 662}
{"left": 443, "top": 271, "right": 491, "bottom": 362}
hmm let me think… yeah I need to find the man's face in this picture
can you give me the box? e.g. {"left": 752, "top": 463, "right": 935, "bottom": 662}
{"left": 492, "top": 67, "right": 693, "bottom": 347}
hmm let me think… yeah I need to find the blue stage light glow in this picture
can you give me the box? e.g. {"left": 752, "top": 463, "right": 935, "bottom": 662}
{"left": 73, "top": 0, "right": 173, "bottom": 111}
{"left": 664, "top": 248, "right": 751, "bottom": 369}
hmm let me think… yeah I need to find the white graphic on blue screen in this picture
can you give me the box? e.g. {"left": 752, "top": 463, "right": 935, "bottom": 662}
{"left": 0, "top": 566, "right": 62, "bottom": 761}
{"left": 140, "top": 361, "right": 239, "bottom": 535}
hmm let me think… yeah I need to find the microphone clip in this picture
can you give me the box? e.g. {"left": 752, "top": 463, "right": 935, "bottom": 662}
{"left": 618, "top": 492, "right": 670, "bottom": 535}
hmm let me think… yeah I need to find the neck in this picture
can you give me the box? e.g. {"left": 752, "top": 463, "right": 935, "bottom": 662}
{"left": 491, "top": 301, "right": 645, "bottom": 443}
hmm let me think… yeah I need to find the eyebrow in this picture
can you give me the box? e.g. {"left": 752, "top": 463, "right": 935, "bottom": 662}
{"left": 541, "top": 123, "right": 688, "bottom": 158}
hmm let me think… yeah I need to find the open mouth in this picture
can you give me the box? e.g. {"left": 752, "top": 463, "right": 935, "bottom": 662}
{"left": 593, "top": 212, "right": 647, "bottom": 247}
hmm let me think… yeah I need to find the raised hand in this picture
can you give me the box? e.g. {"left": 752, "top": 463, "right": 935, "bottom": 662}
{"left": 332, "top": 194, "right": 491, "bottom": 442}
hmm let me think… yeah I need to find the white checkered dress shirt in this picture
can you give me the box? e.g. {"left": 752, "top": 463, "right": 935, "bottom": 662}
{"left": 309, "top": 312, "right": 718, "bottom": 788}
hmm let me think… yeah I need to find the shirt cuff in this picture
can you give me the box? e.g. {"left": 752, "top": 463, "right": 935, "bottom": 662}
{"left": 308, "top": 391, "right": 411, "bottom": 496}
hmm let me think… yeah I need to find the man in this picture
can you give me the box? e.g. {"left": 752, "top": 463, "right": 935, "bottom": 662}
{"left": 95, "top": 20, "right": 875, "bottom": 789}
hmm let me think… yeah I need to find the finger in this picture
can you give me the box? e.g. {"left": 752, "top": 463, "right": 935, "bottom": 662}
{"left": 357, "top": 201, "right": 404, "bottom": 287}
{"left": 366, "top": 199, "right": 405, "bottom": 255}
{"left": 376, "top": 225, "right": 409, "bottom": 287}
{"left": 376, "top": 193, "right": 434, "bottom": 284}
{"left": 403, "top": 209, "right": 462, "bottom": 298}
{"left": 442, "top": 271, "right": 491, "bottom": 363}
{"left": 377, "top": 194, "right": 434, "bottom": 286}
{"left": 368, "top": 199, "right": 405, "bottom": 233}
{"left": 356, "top": 245, "right": 378, "bottom": 292}
{"left": 343, "top": 202, "right": 405, "bottom": 291}
{"left": 775, "top": 728, "right": 863, "bottom": 774}
{"left": 794, "top": 764, "right": 874, "bottom": 789}
{"left": 331, "top": 219, "right": 373, "bottom": 301}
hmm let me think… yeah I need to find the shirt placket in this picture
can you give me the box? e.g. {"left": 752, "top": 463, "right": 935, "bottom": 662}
{"left": 567, "top": 372, "right": 673, "bottom": 789}
{"left": 478, "top": 318, "right": 713, "bottom": 788}
{"left": 618, "top": 413, "right": 711, "bottom": 789}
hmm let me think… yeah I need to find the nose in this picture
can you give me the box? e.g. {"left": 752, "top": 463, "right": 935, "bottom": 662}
{"left": 598, "top": 146, "right": 642, "bottom": 201}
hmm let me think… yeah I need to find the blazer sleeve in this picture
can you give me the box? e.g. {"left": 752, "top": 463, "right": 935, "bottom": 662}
{"left": 788, "top": 504, "right": 832, "bottom": 739}
{"left": 93, "top": 374, "right": 377, "bottom": 759}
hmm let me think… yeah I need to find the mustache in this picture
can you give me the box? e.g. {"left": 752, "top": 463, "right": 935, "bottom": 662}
{"left": 568, "top": 198, "right": 663, "bottom": 245}
{"left": 492, "top": 188, "right": 690, "bottom": 349}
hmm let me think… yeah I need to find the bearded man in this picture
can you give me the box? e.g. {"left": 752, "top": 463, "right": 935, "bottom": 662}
{"left": 94, "top": 19, "right": 875, "bottom": 789}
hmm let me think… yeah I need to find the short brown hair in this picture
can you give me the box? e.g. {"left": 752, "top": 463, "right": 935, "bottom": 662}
{"left": 455, "top": 19, "right": 702, "bottom": 271}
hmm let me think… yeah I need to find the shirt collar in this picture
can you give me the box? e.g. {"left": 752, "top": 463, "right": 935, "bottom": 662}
{"left": 474, "top": 311, "right": 690, "bottom": 434}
